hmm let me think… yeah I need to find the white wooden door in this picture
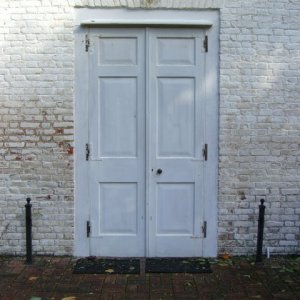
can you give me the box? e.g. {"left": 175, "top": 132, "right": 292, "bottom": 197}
{"left": 148, "top": 28, "right": 206, "bottom": 256}
{"left": 88, "top": 28, "right": 206, "bottom": 257}
{"left": 88, "top": 28, "right": 146, "bottom": 256}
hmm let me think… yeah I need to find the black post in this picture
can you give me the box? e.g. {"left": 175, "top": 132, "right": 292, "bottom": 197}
{"left": 256, "top": 199, "right": 265, "bottom": 263}
{"left": 25, "top": 197, "right": 32, "bottom": 264}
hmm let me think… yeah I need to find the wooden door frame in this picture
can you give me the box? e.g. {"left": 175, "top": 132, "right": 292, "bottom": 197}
{"left": 74, "top": 9, "right": 219, "bottom": 257}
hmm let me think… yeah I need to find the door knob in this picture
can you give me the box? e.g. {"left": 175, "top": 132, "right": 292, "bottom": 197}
{"left": 156, "top": 168, "right": 163, "bottom": 175}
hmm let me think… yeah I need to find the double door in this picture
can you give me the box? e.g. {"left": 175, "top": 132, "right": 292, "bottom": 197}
{"left": 88, "top": 27, "right": 207, "bottom": 257}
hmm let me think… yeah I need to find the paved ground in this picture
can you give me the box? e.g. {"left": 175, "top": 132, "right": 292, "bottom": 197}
{"left": 0, "top": 256, "right": 299, "bottom": 299}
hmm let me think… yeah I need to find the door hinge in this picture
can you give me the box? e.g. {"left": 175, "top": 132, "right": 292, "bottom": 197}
{"left": 85, "top": 34, "right": 90, "bottom": 52}
{"left": 202, "top": 221, "right": 207, "bottom": 238}
{"left": 87, "top": 221, "right": 91, "bottom": 237}
{"left": 203, "top": 143, "right": 208, "bottom": 161}
{"left": 204, "top": 35, "right": 208, "bottom": 52}
{"left": 85, "top": 143, "right": 90, "bottom": 161}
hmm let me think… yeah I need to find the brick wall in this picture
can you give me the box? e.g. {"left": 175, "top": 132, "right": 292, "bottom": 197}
{"left": 218, "top": 0, "right": 300, "bottom": 255}
{"left": 0, "top": 0, "right": 74, "bottom": 255}
{"left": 0, "top": 0, "right": 299, "bottom": 255}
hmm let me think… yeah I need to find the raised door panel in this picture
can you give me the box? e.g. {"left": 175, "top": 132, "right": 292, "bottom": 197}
{"left": 99, "top": 77, "right": 137, "bottom": 158}
{"left": 156, "top": 183, "right": 195, "bottom": 235}
{"left": 157, "top": 77, "right": 195, "bottom": 158}
{"left": 98, "top": 183, "right": 137, "bottom": 235}
{"left": 157, "top": 37, "right": 195, "bottom": 65}
{"left": 98, "top": 37, "right": 138, "bottom": 65}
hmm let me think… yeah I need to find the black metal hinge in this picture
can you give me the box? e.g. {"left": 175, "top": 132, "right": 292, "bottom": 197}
{"left": 87, "top": 221, "right": 91, "bottom": 237}
{"left": 86, "top": 143, "right": 90, "bottom": 161}
{"left": 204, "top": 35, "right": 208, "bottom": 52}
{"left": 202, "top": 221, "right": 207, "bottom": 238}
{"left": 85, "top": 34, "right": 90, "bottom": 52}
{"left": 203, "top": 143, "right": 208, "bottom": 161}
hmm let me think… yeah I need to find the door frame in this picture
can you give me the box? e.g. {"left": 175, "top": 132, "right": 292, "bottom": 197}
{"left": 74, "top": 9, "right": 219, "bottom": 257}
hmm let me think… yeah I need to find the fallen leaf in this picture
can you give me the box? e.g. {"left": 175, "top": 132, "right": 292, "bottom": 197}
{"left": 105, "top": 268, "right": 114, "bottom": 273}
{"left": 62, "top": 297, "right": 76, "bottom": 300}
{"left": 218, "top": 253, "right": 230, "bottom": 260}
{"left": 29, "top": 276, "right": 38, "bottom": 281}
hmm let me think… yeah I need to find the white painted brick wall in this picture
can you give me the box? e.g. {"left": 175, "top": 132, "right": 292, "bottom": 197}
{"left": 0, "top": 0, "right": 74, "bottom": 255}
{"left": 218, "top": 0, "right": 300, "bottom": 255}
{"left": 0, "top": 0, "right": 299, "bottom": 256}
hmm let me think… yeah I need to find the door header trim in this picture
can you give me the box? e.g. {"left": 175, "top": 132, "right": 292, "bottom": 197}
{"left": 75, "top": 8, "right": 218, "bottom": 29}
{"left": 81, "top": 19, "right": 213, "bottom": 27}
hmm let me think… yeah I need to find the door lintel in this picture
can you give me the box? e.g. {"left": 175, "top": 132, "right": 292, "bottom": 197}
{"left": 80, "top": 19, "right": 213, "bottom": 28}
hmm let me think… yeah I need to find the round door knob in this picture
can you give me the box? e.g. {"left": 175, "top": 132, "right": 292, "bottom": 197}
{"left": 157, "top": 168, "right": 163, "bottom": 175}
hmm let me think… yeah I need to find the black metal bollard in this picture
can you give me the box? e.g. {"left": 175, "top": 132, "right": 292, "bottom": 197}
{"left": 255, "top": 199, "right": 265, "bottom": 263}
{"left": 25, "top": 197, "right": 33, "bottom": 264}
